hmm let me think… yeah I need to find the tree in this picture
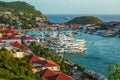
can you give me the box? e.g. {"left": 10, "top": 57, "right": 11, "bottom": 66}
{"left": 0, "top": 48, "right": 37, "bottom": 80}
{"left": 107, "top": 64, "right": 120, "bottom": 80}
{"left": 39, "top": 78, "right": 47, "bottom": 80}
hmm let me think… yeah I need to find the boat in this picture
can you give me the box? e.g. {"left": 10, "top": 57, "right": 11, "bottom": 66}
{"left": 47, "top": 33, "right": 87, "bottom": 53}
{"left": 64, "top": 17, "right": 70, "bottom": 20}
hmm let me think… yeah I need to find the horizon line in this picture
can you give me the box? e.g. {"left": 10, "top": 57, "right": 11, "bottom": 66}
{"left": 44, "top": 13, "right": 120, "bottom": 15}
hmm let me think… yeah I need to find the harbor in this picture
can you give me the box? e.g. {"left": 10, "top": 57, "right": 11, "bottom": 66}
{"left": 27, "top": 30, "right": 120, "bottom": 77}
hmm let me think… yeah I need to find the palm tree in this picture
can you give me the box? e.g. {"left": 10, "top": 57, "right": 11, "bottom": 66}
{"left": 107, "top": 64, "right": 120, "bottom": 80}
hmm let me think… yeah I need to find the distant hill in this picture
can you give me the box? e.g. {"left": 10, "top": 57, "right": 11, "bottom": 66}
{"left": 67, "top": 16, "right": 103, "bottom": 24}
{"left": 0, "top": 1, "right": 48, "bottom": 29}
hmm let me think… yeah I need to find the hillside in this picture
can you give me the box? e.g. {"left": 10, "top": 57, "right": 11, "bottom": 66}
{"left": 67, "top": 16, "right": 103, "bottom": 24}
{"left": 0, "top": 48, "right": 37, "bottom": 80}
{"left": 0, "top": 1, "right": 48, "bottom": 29}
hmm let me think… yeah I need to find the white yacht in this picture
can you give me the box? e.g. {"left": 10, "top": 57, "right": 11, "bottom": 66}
{"left": 47, "top": 32, "right": 87, "bottom": 53}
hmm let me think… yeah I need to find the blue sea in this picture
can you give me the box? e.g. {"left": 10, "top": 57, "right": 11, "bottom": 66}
{"left": 28, "top": 14, "right": 120, "bottom": 77}
{"left": 46, "top": 14, "right": 120, "bottom": 23}
{"left": 45, "top": 14, "right": 120, "bottom": 76}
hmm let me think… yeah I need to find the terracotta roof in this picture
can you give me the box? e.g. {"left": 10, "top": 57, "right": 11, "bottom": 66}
{"left": 29, "top": 56, "right": 59, "bottom": 69}
{"left": 9, "top": 28, "right": 16, "bottom": 31}
{"left": 46, "top": 60, "right": 59, "bottom": 66}
{"left": 39, "top": 60, "right": 59, "bottom": 67}
{"left": 52, "top": 73, "right": 73, "bottom": 80}
{"left": 2, "top": 35, "right": 20, "bottom": 40}
{"left": 29, "top": 55, "right": 41, "bottom": 62}
{"left": 0, "top": 28, "right": 16, "bottom": 35}
{"left": 22, "top": 35, "right": 34, "bottom": 40}
{"left": 37, "top": 68, "right": 56, "bottom": 78}
{"left": 28, "top": 55, "right": 42, "bottom": 69}
{"left": 37, "top": 69, "right": 73, "bottom": 80}
{"left": 10, "top": 41, "right": 30, "bottom": 50}
{"left": 0, "top": 38, "right": 4, "bottom": 43}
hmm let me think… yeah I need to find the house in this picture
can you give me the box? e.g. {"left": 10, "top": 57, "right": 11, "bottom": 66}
{"left": 0, "top": 33, "right": 2, "bottom": 37}
{"left": 51, "top": 72, "right": 73, "bottom": 80}
{"left": 29, "top": 55, "right": 42, "bottom": 73}
{"left": 1, "top": 35, "right": 21, "bottom": 43}
{"left": 37, "top": 68, "right": 56, "bottom": 79}
{"left": 0, "top": 28, "right": 16, "bottom": 36}
{"left": 11, "top": 48, "right": 25, "bottom": 59}
{"left": 28, "top": 55, "right": 60, "bottom": 73}
{"left": 0, "top": 42, "right": 12, "bottom": 50}
{"left": 9, "top": 41, "right": 31, "bottom": 55}
{"left": 10, "top": 41, "right": 30, "bottom": 50}
{"left": 0, "top": 41, "right": 25, "bottom": 58}
{"left": 39, "top": 60, "right": 60, "bottom": 71}
{"left": 37, "top": 68, "right": 73, "bottom": 80}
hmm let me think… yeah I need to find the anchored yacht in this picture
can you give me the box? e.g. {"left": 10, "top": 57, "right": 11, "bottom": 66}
{"left": 47, "top": 33, "right": 87, "bottom": 53}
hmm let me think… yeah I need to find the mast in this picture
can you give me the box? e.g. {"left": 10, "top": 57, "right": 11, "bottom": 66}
{"left": 56, "top": 24, "right": 60, "bottom": 37}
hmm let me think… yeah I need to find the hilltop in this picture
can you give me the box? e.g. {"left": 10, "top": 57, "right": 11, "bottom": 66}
{"left": 67, "top": 16, "right": 103, "bottom": 24}
{"left": 0, "top": 1, "right": 48, "bottom": 29}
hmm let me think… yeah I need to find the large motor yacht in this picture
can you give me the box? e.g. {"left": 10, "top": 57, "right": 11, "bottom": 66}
{"left": 47, "top": 32, "right": 87, "bottom": 53}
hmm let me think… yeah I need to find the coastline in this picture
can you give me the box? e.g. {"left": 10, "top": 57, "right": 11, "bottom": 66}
{"left": 46, "top": 14, "right": 120, "bottom": 23}
{"left": 26, "top": 29, "right": 120, "bottom": 77}
{"left": 28, "top": 39, "right": 107, "bottom": 80}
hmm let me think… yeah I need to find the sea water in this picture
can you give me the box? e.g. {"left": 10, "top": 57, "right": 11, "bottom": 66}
{"left": 27, "top": 14, "right": 120, "bottom": 76}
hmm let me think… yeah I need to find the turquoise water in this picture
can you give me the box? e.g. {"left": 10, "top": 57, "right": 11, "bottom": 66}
{"left": 27, "top": 31, "right": 120, "bottom": 76}
{"left": 64, "top": 33, "right": 120, "bottom": 76}
{"left": 28, "top": 14, "right": 120, "bottom": 76}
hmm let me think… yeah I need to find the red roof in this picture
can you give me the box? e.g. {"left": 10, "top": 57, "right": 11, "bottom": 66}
{"left": 29, "top": 56, "right": 59, "bottom": 69}
{"left": 37, "top": 69, "right": 73, "bottom": 80}
{"left": 0, "top": 28, "right": 16, "bottom": 35}
{"left": 10, "top": 41, "right": 30, "bottom": 50}
{"left": 37, "top": 68, "right": 56, "bottom": 78}
{"left": 28, "top": 55, "right": 41, "bottom": 69}
{"left": 0, "top": 38, "right": 4, "bottom": 43}
{"left": 22, "top": 35, "right": 34, "bottom": 40}
{"left": 29, "top": 55, "right": 41, "bottom": 62}
{"left": 52, "top": 73, "right": 73, "bottom": 80}
{"left": 46, "top": 60, "right": 59, "bottom": 66}
{"left": 39, "top": 60, "right": 59, "bottom": 67}
{"left": 9, "top": 27, "right": 16, "bottom": 31}
{"left": 2, "top": 35, "right": 20, "bottom": 40}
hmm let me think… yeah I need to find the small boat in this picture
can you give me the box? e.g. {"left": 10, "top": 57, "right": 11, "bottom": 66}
{"left": 64, "top": 17, "right": 70, "bottom": 20}
{"left": 91, "top": 42, "right": 94, "bottom": 45}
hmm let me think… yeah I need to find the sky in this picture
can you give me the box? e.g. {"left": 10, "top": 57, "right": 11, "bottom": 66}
{"left": 3, "top": 0, "right": 120, "bottom": 15}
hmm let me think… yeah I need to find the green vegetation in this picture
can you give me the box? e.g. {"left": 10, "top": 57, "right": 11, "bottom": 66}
{"left": 107, "top": 64, "right": 120, "bottom": 80}
{"left": 29, "top": 42, "right": 85, "bottom": 75}
{"left": 100, "top": 24, "right": 109, "bottom": 30}
{"left": 0, "top": 1, "right": 41, "bottom": 15}
{"left": 67, "top": 16, "right": 103, "bottom": 24}
{"left": 0, "top": 1, "right": 48, "bottom": 29}
{"left": 0, "top": 48, "right": 37, "bottom": 80}
{"left": 29, "top": 42, "right": 72, "bottom": 74}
